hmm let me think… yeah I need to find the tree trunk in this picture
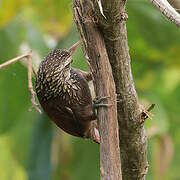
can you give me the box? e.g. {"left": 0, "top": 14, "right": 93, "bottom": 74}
{"left": 73, "top": 0, "right": 148, "bottom": 179}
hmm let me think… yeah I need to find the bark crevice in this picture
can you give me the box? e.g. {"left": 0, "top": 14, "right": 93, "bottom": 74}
{"left": 74, "top": 0, "right": 148, "bottom": 179}
{"left": 73, "top": 1, "right": 122, "bottom": 180}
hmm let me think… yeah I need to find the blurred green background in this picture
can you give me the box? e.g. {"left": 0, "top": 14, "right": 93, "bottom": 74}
{"left": 0, "top": 0, "right": 179, "bottom": 180}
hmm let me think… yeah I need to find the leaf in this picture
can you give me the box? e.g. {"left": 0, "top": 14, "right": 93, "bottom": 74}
{"left": 127, "top": 0, "right": 180, "bottom": 67}
{"left": 0, "top": 135, "right": 27, "bottom": 180}
{"left": 0, "top": 0, "right": 29, "bottom": 28}
{"left": 27, "top": 113, "right": 53, "bottom": 180}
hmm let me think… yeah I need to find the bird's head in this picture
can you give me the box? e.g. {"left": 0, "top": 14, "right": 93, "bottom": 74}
{"left": 44, "top": 41, "right": 81, "bottom": 74}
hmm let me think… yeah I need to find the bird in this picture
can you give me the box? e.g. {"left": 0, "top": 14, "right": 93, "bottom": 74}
{"left": 35, "top": 41, "right": 100, "bottom": 143}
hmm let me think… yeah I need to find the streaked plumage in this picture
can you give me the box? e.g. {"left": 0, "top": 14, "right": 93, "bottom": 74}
{"left": 35, "top": 47, "right": 98, "bottom": 140}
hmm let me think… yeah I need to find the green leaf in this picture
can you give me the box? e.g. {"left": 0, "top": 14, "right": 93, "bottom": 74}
{"left": 28, "top": 113, "right": 53, "bottom": 180}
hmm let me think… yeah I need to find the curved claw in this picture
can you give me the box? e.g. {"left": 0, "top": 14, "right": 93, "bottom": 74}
{"left": 92, "top": 96, "right": 112, "bottom": 117}
{"left": 93, "top": 96, "right": 110, "bottom": 104}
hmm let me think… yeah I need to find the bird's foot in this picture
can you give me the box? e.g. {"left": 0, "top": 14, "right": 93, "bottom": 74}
{"left": 93, "top": 96, "right": 112, "bottom": 107}
{"left": 93, "top": 96, "right": 112, "bottom": 116}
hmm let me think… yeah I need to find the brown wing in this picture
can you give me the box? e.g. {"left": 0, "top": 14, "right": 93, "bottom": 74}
{"left": 40, "top": 100, "right": 91, "bottom": 137}
{"left": 70, "top": 69, "right": 96, "bottom": 122}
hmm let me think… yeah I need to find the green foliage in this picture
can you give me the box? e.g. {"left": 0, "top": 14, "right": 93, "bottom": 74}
{"left": 0, "top": 0, "right": 179, "bottom": 179}
{"left": 28, "top": 114, "right": 53, "bottom": 180}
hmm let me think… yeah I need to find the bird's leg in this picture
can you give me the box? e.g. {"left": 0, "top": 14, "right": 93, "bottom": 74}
{"left": 93, "top": 96, "right": 112, "bottom": 107}
{"left": 88, "top": 96, "right": 112, "bottom": 144}
{"left": 92, "top": 96, "right": 112, "bottom": 117}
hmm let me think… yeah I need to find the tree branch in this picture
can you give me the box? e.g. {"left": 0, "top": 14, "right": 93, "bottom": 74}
{"left": 0, "top": 53, "right": 41, "bottom": 113}
{"left": 150, "top": 0, "right": 180, "bottom": 27}
{"left": 94, "top": 0, "right": 148, "bottom": 179}
{"left": 0, "top": 54, "right": 30, "bottom": 69}
{"left": 73, "top": 1, "right": 122, "bottom": 180}
{"left": 168, "top": 0, "right": 180, "bottom": 13}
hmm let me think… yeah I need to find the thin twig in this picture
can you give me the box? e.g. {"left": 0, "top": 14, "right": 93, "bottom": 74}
{"left": 147, "top": 103, "right": 155, "bottom": 112}
{"left": 0, "top": 53, "right": 41, "bottom": 113}
{"left": 140, "top": 104, "right": 155, "bottom": 123}
{"left": 0, "top": 54, "right": 29, "bottom": 69}
{"left": 26, "top": 53, "right": 42, "bottom": 113}
{"left": 150, "top": 0, "right": 180, "bottom": 27}
{"left": 73, "top": 1, "right": 122, "bottom": 179}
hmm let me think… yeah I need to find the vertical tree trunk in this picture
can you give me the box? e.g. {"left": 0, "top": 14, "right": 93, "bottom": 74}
{"left": 73, "top": 1, "right": 122, "bottom": 180}
{"left": 97, "top": 0, "right": 148, "bottom": 179}
{"left": 73, "top": 0, "right": 148, "bottom": 179}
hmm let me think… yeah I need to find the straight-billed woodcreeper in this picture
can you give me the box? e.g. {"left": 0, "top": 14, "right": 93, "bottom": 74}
{"left": 35, "top": 41, "right": 99, "bottom": 143}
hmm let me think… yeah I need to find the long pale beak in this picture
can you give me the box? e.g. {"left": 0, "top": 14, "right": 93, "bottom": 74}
{"left": 68, "top": 40, "right": 81, "bottom": 56}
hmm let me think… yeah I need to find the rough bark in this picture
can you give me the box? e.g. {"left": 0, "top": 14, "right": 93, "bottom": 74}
{"left": 73, "top": 0, "right": 149, "bottom": 179}
{"left": 73, "top": 1, "right": 122, "bottom": 180}
{"left": 168, "top": 0, "right": 180, "bottom": 13}
{"left": 95, "top": 0, "right": 149, "bottom": 179}
{"left": 150, "top": 0, "right": 180, "bottom": 27}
